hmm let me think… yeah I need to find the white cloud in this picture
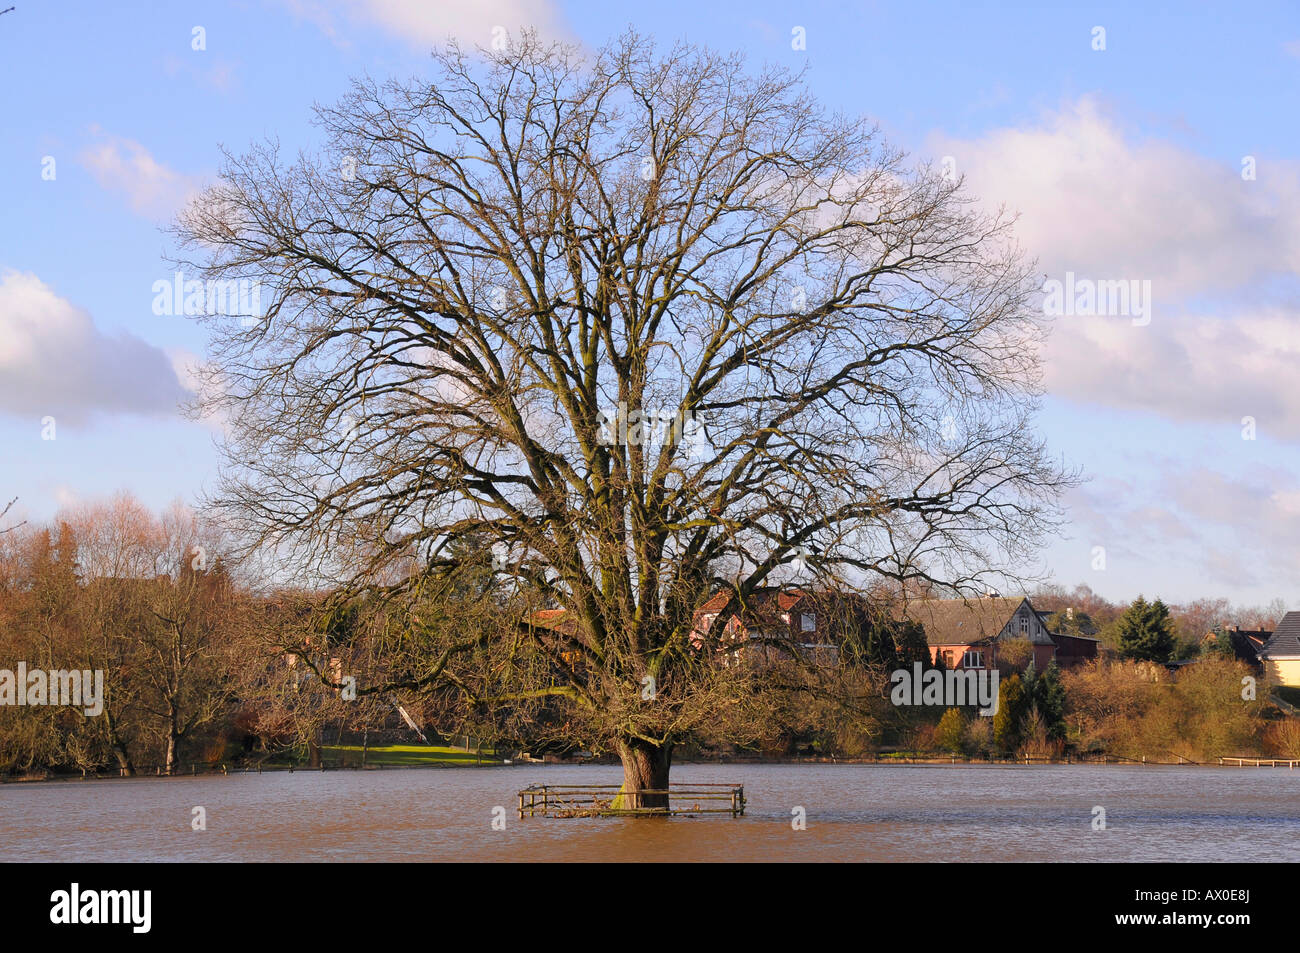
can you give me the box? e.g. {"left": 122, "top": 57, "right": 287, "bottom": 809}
{"left": 1058, "top": 463, "right": 1300, "bottom": 595}
{"left": 931, "top": 99, "right": 1300, "bottom": 439}
{"left": 1165, "top": 466, "right": 1300, "bottom": 587}
{"left": 1045, "top": 305, "right": 1300, "bottom": 439}
{"left": 931, "top": 97, "right": 1300, "bottom": 299}
{"left": 79, "top": 131, "right": 206, "bottom": 220}
{"left": 281, "top": 0, "right": 569, "bottom": 50}
{"left": 0, "top": 272, "right": 189, "bottom": 425}
{"left": 166, "top": 347, "right": 230, "bottom": 435}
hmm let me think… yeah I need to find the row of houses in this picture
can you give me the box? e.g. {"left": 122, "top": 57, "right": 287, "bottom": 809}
{"left": 697, "top": 588, "right": 1300, "bottom": 687}
{"left": 690, "top": 589, "right": 1098, "bottom": 671}
{"left": 1201, "top": 614, "right": 1300, "bottom": 687}
{"left": 527, "top": 587, "right": 1300, "bottom": 687}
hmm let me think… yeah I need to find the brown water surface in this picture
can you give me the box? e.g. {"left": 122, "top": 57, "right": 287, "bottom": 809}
{"left": 3, "top": 763, "right": 1297, "bottom": 861}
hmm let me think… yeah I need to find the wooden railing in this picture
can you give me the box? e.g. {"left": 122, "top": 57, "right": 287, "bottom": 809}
{"left": 517, "top": 783, "right": 744, "bottom": 817}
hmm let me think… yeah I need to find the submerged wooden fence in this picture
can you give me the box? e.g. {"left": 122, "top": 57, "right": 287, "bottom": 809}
{"left": 1219, "top": 757, "right": 1299, "bottom": 768}
{"left": 517, "top": 783, "right": 745, "bottom": 818}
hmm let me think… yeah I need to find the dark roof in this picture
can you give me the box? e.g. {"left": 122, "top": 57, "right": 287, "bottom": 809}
{"left": 900, "top": 597, "right": 1027, "bottom": 646}
{"left": 1224, "top": 629, "right": 1270, "bottom": 664}
{"left": 1240, "top": 630, "right": 1272, "bottom": 650}
{"left": 1052, "top": 631, "right": 1101, "bottom": 643}
{"left": 1259, "top": 612, "right": 1300, "bottom": 659}
{"left": 1201, "top": 627, "right": 1271, "bottom": 645}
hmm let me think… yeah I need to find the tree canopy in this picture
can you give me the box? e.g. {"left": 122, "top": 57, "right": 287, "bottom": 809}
{"left": 1116, "top": 595, "right": 1176, "bottom": 663}
{"left": 175, "top": 30, "right": 1073, "bottom": 800}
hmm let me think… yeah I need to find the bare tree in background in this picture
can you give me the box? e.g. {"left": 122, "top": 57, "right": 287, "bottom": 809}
{"left": 0, "top": 498, "right": 23, "bottom": 536}
{"left": 177, "top": 30, "right": 1073, "bottom": 805}
{"left": 131, "top": 503, "right": 243, "bottom": 775}
{"left": 64, "top": 494, "right": 242, "bottom": 775}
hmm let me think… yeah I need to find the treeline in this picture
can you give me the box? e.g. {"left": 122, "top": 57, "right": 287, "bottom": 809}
{"left": 727, "top": 654, "right": 1299, "bottom": 764}
{"left": 920, "top": 657, "right": 1299, "bottom": 763}
{"left": 0, "top": 493, "right": 561, "bottom": 776}
{"left": 1, "top": 494, "right": 1297, "bottom": 775}
{"left": 0, "top": 494, "right": 249, "bottom": 774}
{"left": 1029, "top": 583, "right": 1288, "bottom": 659}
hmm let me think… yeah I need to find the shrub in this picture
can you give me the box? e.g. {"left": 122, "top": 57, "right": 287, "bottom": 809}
{"left": 1264, "top": 719, "right": 1300, "bottom": 759}
{"left": 997, "top": 638, "right": 1035, "bottom": 675}
{"left": 992, "top": 674, "right": 1026, "bottom": 754}
{"left": 1018, "top": 709, "right": 1064, "bottom": 760}
{"left": 1062, "top": 657, "right": 1264, "bottom": 761}
{"left": 935, "top": 708, "right": 967, "bottom": 754}
{"left": 966, "top": 715, "right": 993, "bottom": 757}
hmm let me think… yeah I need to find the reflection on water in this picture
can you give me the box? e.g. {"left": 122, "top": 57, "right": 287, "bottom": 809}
{"left": 3, "top": 763, "right": 1297, "bottom": 862}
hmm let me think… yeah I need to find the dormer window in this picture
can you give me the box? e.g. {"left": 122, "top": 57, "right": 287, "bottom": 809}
{"left": 1019, "top": 615, "right": 1029, "bottom": 634}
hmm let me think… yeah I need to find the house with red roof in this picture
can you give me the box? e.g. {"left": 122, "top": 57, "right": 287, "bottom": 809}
{"left": 690, "top": 587, "right": 852, "bottom": 666}
{"left": 532, "top": 589, "right": 1097, "bottom": 674}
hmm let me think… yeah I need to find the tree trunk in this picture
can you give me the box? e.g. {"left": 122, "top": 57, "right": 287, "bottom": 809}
{"left": 106, "top": 714, "right": 134, "bottom": 776}
{"left": 616, "top": 739, "right": 672, "bottom": 813}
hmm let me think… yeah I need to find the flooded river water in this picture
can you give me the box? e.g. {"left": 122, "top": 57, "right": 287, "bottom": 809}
{"left": 3, "top": 762, "right": 1297, "bottom": 862}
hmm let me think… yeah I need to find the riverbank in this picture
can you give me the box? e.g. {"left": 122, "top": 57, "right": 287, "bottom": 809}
{"left": 7, "top": 750, "right": 1299, "bottom": 783}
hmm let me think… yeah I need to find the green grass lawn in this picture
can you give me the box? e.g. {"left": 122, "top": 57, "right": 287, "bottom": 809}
{"left": 320, "top": 743, "right": 501, "bottom": 766}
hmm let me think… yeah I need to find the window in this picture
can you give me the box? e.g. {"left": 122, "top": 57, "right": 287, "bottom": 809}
{"left": 961, "top": 650, "right": 983, "bottom": 668}
{"left": 801, "top": 613, "right": 816, "bottom": 632}
{"left": 1019, "top": 615, "right": 1029, "bottom": 634}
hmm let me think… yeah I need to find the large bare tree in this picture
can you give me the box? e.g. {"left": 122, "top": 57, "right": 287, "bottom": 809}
{"left": 177, "top": 30, "right": 1072, "bottom": 805}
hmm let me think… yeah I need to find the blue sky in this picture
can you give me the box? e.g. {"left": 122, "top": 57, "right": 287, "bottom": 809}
{"left": 2, "top": 0, "right": 1298, "bottom": 606}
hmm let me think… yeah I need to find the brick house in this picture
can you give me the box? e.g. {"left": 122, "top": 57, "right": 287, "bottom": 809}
{"left": 691, "top": 588, "right": 849, "bottom": 666}
{"left": 902, "top": 595, "right": 1097, "bottom": 671}
{"left": 533, "top": 590, "right": 1097, "bottom": 673}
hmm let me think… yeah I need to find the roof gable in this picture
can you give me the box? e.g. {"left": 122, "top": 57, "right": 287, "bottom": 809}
{"left": 693, "top": 587, "right": 815, "bottom": 628}
{"left": 902, "top": 596, "right": 1033, "bottom": 646}
{"left": 1260, "top": 612, "right": 1300, "bottom": 658}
